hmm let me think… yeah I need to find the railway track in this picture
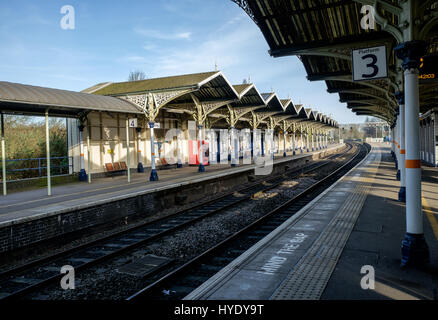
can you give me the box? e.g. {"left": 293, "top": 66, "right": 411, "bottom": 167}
{"left": 0, "top": 144, "right": 354, "bottom": 300}
{"left": 127, "top": 142, "right": 369, "bottom": 300}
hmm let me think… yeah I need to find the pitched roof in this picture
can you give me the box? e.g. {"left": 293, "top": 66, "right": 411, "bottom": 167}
{"left": 0, "top": 81, "right": 141, "bottom": 117}
{"left": 87, "top": 71, "right": 219, "bottom": 96}
{"left": 233, "top": 84, "right": 253, "bottom": 96}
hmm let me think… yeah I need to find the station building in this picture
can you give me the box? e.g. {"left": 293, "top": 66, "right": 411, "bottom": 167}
{"left": 64, "top": 71, "right": 338, "bottom": 180}
{"left": 0, "top": 70, "right": 338, "bottom": 188}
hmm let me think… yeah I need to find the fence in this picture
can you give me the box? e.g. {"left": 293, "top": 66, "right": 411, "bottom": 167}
{"left": 0, "top": 156, "right": 73, "bottom": 181}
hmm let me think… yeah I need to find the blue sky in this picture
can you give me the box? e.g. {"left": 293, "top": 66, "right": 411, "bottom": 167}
{"left": 0, "top": 0, "right": 365, "bottom": 124}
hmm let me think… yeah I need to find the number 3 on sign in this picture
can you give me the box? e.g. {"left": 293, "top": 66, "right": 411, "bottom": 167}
{"left": 352, "top": 45, "right": 387, "bottom": 81}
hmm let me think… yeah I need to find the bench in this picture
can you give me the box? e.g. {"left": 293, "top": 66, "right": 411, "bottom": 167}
{"left": 104, "top": 162, "right": 128, "bottom": 176}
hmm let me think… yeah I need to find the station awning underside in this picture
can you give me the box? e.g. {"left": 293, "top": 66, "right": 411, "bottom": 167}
{"left": 0, "top": 71, "right": 337, "bottom": 130}
{"left": 233, "top": 0, "right": 438, "bottom": 125}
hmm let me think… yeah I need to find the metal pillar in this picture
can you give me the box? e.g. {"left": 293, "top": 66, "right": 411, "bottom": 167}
{"left": 1, "top": 112, "right": 6, "bottom": 196}
{"left": 311, "top": 130, "right": 315, "bottom": 151}
{"left": 300, "top": 131, "right": 304, "bottom": 153}
{"left": 149, "top": 122, "right": 158, "bottom": 181}
{"left": 292, "top": 132, "right": 296, "bottom": 155}
{"left": 78, "top": 124, "right": 87, "bottom": 181}
{"left": 283, "top": 131, "right": 287, "bottom": 157}
{"left": 395, "top": 40, "right": 430, "bottom": 266}
{"left": 396, "top": 114, "right": 401, "bottom": 181}
{"left": 136, "top": 127, "right": 144, "bottom": 172}
{"left": 87, "top": 120, "right": 91, "bottom": 184}
{"left": 177, "top": 126, "right": 183, "bottom": 168}
{"left": 251, "top": 130, "right": 254, "bottom": 158}
{"left": 306, "top": 132, "right": 310, "bottom": 152}
{"left": 396, "top": 92, "right": 406, "bottom": 202}
{"left": 125, "top": 117, "right": 131, "bottom": 183}
{"left": 261, "top": 132, "right": 265, "bottom": 156}
{"left": 45, "top": 109, "right": 51, "bottom": 196}
{"left": 231, "top": 127, "right": 237, "bottom": 167}
{"left": 198, "top": 124, "right": 205, "bottom": 172}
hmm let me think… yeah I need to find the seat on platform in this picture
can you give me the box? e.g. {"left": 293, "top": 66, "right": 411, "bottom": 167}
{"left": 119, "top": 162, "right": 128, "bottom": 170}
{"left": 104, "top": 162, "right": 127, "bottom": 177}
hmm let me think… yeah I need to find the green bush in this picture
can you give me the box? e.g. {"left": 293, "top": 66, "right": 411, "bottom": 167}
{"left": 1, "top": 115, "right": 68, "bottom": 180}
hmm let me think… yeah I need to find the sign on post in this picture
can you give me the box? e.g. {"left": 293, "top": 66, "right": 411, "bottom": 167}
{"left": 352, "top": 45, "right": 387, "bottom": 81}
{"left": 128, "top": 118, "right": 138, "bottom": 128}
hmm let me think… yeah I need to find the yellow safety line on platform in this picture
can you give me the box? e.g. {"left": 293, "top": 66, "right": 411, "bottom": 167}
{"left": 422, "top": 197, "right": 438, "bottom": 240}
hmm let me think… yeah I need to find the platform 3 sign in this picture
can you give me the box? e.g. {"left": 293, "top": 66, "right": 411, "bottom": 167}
{"left": 352, "top": 45, "right": 387, "bottom": 81}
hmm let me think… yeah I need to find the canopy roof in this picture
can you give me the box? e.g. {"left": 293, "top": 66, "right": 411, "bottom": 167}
{"left": 232, "top": 0, "right": 438, "bottom": 125}
{"left": 231, "top": 83, "right": 265, "bottom": 107}
{"left": 0, "top": 70, "right": 337, "bottom": 129}
{"left": 258, "top": 92, "right": 284, "bottom": 112}
{"left": 87, "top": 71, "right": 240, "bottom": 104}
{"left": 0, "top": 81, "right": 141, "bottom": 118}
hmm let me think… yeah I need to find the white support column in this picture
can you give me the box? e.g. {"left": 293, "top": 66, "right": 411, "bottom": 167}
{"left": 311, "top": 130, "right": 315, "bottom": 151}
{"left": 177, "top": 125, "right": 183, "bottom": 168}
{"left": 316, "top": 131, "right": 320, "bottom": 150}
{"left": 45, "top": 109, "right": 51, "bottom": 196}
{"left": 125, "top": 117, "right": 131, "bottom": 183}
{"left": 395, "top": 117, "right": 400, "bottom": 179}
{"left": 78, "top": 124, "right": 87, "bottom": 182}
{"left": 198, "top": 124, "right": 205, "bottom": 172}
{"left": 1, "top": 112, "right": 6, "bottom": 196}
{"left": 395, "top": 40, "right": 429, "bottom": 266}
{"left": 283, "top": 131, "right": 287, "bottom": 157}
{"left": 396, "top": 91, "right": 406, "bottom": 202}
{"left": 300, "top": 131, "right": 304, "bottom": 153}
{"left": 230, "top": 126, "right": 237, "bottom": 167}
{"left": 149, "top": 122, "right": 158, "bottom": 181}
{"left": 292, "top": 131, "right": 296, "bottom": 155}
{"left": 306, "top": 131, "right": 310, "bottom": 152}
{"left": 87, "top": 120, "right": 91, "bottom": 184}
{"left": 429, "top": 122, "right": 432, "bottom": 163}
{"left": 136, "top": 127, "right": 144, "bottom": 172}
{"left": 319, "top": 132, "right": 322, "bottom": 149}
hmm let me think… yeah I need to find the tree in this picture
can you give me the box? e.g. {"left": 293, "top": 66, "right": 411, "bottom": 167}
{"left": 128, "top": 70, "right": 147, "bottom": 81}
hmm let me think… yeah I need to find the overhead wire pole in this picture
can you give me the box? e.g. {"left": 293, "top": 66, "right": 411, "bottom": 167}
{"left": 1, "top": 112, "right": 6, "bottom": 196}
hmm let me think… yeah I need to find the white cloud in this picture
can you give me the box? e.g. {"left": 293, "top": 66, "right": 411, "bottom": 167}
{"left": 134, "top": 27, "right": 192, "bottom": 40}
{"left": 141, "top": 17, "right": 301, "bottom": 93}
{"left": 123, "top": 55, "right": 147, "bottom": 63}
{"left": 143, "top": 44, "right": 158, "bottom": 51}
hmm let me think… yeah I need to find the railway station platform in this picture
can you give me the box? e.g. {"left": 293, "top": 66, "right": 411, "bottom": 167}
{"left": 185, "top": 143, "right": 438, "bottom": 300}
{"left": 0, "top": 144, "right": 343, "bottom": 253}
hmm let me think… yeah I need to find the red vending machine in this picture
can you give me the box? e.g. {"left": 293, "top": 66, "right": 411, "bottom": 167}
{"left": 189, "top": 140, "right": 209, "bottom": 166}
